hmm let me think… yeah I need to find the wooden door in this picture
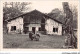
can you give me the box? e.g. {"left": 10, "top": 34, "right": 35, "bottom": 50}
{"left": 32, "top": 27, "right": 36, "bottom": 34}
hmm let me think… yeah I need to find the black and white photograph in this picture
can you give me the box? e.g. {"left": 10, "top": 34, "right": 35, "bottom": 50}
{"left": 3, "top": 1, "right": 78, "bottom": 49}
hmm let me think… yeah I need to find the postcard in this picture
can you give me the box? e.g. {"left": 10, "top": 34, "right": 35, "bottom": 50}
{"left": 0, "top": 0, "right": 79, "bottom": 51}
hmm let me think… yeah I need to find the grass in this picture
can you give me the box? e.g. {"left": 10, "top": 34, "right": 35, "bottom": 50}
{"left": 3, "top": 34, "right": 66, "bottom": 49}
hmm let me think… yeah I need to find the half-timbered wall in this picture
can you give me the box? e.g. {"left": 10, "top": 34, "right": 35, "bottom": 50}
{"left": 7, "top": 17, "right": 23, "bottom": 33}
{"left": 45, "top": 18, "right": 62, "bottom": 35}
{"left": 7, "top": 10, "right": 62, "bottom": 35}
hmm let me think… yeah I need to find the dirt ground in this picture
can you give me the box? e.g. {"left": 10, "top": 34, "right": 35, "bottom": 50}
{"left": 3, "top": 34, "right": 66, "bottom": 49}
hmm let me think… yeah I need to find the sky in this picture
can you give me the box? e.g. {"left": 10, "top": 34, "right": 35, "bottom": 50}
{"left": 4, "top": 0, "right": 79, "bottom": 13}
{"left": 26, "top": 1, "right": 79, "bottom": 13}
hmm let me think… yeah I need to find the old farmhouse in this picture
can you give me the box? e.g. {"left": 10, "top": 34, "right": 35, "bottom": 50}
{"left": 6, "top": 10, "right": 62, "bottom": 35}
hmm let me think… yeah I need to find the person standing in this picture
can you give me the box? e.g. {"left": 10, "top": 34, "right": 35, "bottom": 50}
{"left": 29, "top": 32, "right": 33, "bottom": 41}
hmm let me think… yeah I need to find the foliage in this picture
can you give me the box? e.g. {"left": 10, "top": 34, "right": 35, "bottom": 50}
{"left": 3, "top": 2, "right": 31, "bottom": 21}
{"left": 3, "top": 7, "right": 22, "bottom": 20}
{"left": 48, "top": 8, "right": 65, "bottom": 23}
{"left": 48, "top": 5, "right": 78, "bottom": 29}
{"left": 3, "top": 2, "right": 31, "bottom": 33}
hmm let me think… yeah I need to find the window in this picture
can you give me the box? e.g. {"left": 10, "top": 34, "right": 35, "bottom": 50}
{"left": 53, "top": 28, "right": 55, "bottom": 32}
{"left": 56, "top": 28, "right": 58, "bottom": 32}
{"left": 53, "top": 28, "right": 58, "bottom": 32}
{"left": 14, "top": 26, "right": 16, "bottom": 30}
{"left": 38, "top": 27, "right": 41, "bottom": 31}
{"left": 11, "top": 26, "right": 16, "bottom": 31}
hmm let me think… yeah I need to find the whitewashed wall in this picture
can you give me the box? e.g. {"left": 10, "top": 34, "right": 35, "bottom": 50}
{"left": 45, "top": 18, "right": 62, "bottom": 35}
{"left": 7, "top": 17, "right": 62, "bottom": 35}
{"left": 26, "top": 24, "right": 41, "bottom": 33}
{"left": 7, "top": 17, "right": 23, "bottom": 33}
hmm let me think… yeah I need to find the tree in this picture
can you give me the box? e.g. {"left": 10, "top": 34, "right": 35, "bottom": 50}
{"left": 62, "top": 2, "right": 77, "bottom": 48}
{"left": 69, "top": 5, "right": 78, "bottom": 29}
{"left": 48, "top": 4, "right": 78, "bottom": 29}
{"left": 48, "top": 2, "right": 77, "bottom": 48}
{"left": 3, "top": 2, "right": 31, "bottom": 33}
{"left": 3, "top": 2, "right": 31, "bottom": 20}
{"left": 48, "top": 8, "right": 65, "bottom": 23}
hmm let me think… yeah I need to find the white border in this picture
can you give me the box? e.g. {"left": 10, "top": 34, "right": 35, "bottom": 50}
{"left": 0, "top": 0, "right": 80, "bottom": 52}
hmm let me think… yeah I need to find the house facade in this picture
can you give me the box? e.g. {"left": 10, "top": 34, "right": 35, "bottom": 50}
{"left": 45, "top": 18, "right": 62, "bottom": 35}
{"left": 7, "top": 10, "right": 62, "bottom": 35}
{"left": 7, "top": 17, "right": 23, "bottom": 33}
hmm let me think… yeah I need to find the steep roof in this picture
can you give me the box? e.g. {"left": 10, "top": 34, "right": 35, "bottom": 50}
{"left": 6, "top": 9, "right": 63, "bottom": 24}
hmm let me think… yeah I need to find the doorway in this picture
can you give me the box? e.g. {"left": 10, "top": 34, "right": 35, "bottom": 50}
{"left": 32, "top": 27, "right": 36, "bottom": 34}
{"left": 24, "top": 27, "right": 29, "bottom": 34}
